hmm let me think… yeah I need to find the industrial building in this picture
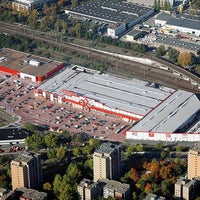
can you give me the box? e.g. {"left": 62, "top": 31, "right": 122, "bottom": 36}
{"left": 0, "top": 48, "right": 64, "bottom": 82}
{"left": 34, "top": 65, "right": 200, "bottom": 141}
{"left": 11, "top": 151, "right": 41, "bottom": 190}
{"left": 34, "top": 66, "right": 173, "bottom": 122}
{"left": 65, "top": 0, "right": 154, "bottom": 37}
{"left": 126, "top": 90, "right": 200, "bottom": 142}
{"left": 155, "top": 13, "right": 200, "bottom": 36}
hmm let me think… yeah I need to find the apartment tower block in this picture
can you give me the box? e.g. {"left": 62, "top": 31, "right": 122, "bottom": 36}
{"left": 11, "top": 151, "right": 41, "bottom": 190}
{"left": 188, "top": 142, "right": 200, "bottom": 179}
{"left": 93, "top": 143, "right": 121, "bottom": 182}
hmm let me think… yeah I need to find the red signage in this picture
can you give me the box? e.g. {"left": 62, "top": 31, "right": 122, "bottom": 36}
{"left": 149, "top": 132, "right": 154, "bottom": 137}
{"left": 61, "top": 89, "right": 77, "bottom": 96}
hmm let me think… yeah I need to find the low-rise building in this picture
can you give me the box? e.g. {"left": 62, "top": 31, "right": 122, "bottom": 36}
{"left": 124, "top": 29, "right": 146, "bottom": 42}
{"left": 145, "top": 193, "right": 166, "bottom": 200}
{"left": 12, "top": 0, "right": 47, "bottom": 12}
{"left": 78, "top": 178, "right": 130, "bottom": 200}
{"left": 107, "top": 23, "right": 126, "bottom": 38}
{"left": 99, "top": 179, "right": 130, "bottom": 200}
{"left": 174, "top": 177, "right": 199, "bottom": 200}
{"left": 15, "top": 187, "right": 47, "bottom": 200}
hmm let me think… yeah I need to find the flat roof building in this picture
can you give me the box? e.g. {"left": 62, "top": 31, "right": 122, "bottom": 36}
{"left": 11, "top": 151, "right": 41, "bottom": 190}
{"left": 155, "top": 36, "right": 200, "bottom": 55}
{"left": 99, "top": 179, "right": 130, "bottom": 200}
{"left": 35, "top": 66, "right": 173, "bottom": 121}
{"left": 65, "top": 0, "right": 154, "bottom": 28}
{"left": 126, "top": 90, "right": 200, "bottom": 142}
{"left": 15, "top": 187, "right": 47, "bottom": 200}
{"left": 145, "top": 193, "right": 166, "bottom": 200}
{"left": 12, "top": 0, "right": 48, "bottom": 12}
{"left": 0, "top": 48, "right": 64, "bottom": 82}
{"left": 0, "top": 127, "right": 30, "bottom": 145}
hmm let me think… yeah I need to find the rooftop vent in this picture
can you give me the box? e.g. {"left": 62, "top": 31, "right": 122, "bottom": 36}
{"left": 29, "top": 59, "right": 40, "bottom": 67}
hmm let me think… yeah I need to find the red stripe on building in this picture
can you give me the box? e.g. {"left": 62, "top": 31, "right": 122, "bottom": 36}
{"left": 0, "top": 66, "right": 20, "bottom": 75}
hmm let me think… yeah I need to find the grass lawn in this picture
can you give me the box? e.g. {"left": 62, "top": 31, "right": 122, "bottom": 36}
{"left": 0, "top": 108, "right": 17, "bottom": 127}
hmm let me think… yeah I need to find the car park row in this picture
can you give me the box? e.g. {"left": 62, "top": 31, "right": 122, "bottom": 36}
{"left": 0, "top": 72, "right": 130, "bottom": 142}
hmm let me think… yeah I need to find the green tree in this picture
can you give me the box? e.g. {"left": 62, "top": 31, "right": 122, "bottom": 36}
{"left": 168, "top": 48, "right": 179, "bottom": 63}
{"left": 132, "top": 192, "right": 138, "bottom": 200}
{"left": 25, "top": 133, "right": 45, "bottom": 150}
{"left": 160, "top": 151, "right": 167, "bottom": 159}
{"left": 154, "top": 0, "right": 157, "bottom": 10}
{"left": 155, "top": 45, "right": 165, "bottom": 57}
{"left": 56, "top": 146, "right": 66, "bottom": 160}
{"left": 43, "top": 182, "right": 52, "bottom": 190}
{"left": 84, "top": 158, "right": 93, "bottom": 172}
{"left": 176, "top": 146, "right": 183, "bottom": 152}
{"left": 47, "top": 148, "right": 57, "bottom": 159}
{"left": 121, "top": 170, "right": 132, "bottom": 183}
{"left": 82, "top": 145, "right": 94, "bottom": 155}
{"left": 71, "top": 0, "right": 79, "bottom": 7}
{"left": 161, "top": 179, "right": 171, "bottom": 196}
{"left": 53, "top": 174, "right": 62, "bottom": 196}
{"left": 167, "top": 1, "right": 171, "bottom": 10}
{"left": 73, "top": 147, "right": 81, "bottom": 157}
{"left": 136, "top": 144, "right": 144, "bottom": 152}
{"left": 0, "top": 174, "right": 8, "bottom": 188}
{"left": 127, "top": 144, "right": 136, "bottom": 157}
{"left": 66, "top": 162, "right": 81, "bottom": 181}
{"left": 44, "top": 134, "right": 58, "bottom": 148}
{"left": 28, "top": 9, "right": 38, "bottom": 27}
{"left": 61, "top": 20, "right": 67, "bottom": 33}
{"left": 155, "top": 142, "right": 163, "bottom": 151}
{"left": 74, "top": 23, "right": 82, "bottom": 38}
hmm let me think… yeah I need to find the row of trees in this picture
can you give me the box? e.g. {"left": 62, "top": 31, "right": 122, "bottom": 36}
{"left": 154, "top": 0, "right": 171, "bottom": 11}
{"left": 155, "top": 45, "right": 196, "bottom": 68}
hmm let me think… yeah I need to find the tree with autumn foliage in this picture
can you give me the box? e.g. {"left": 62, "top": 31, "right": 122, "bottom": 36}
{"left": 178, "top": 52, "right": 194, "bottom": 67}
{"left": 131, "top": 168, "right": 139, "bottom": 182}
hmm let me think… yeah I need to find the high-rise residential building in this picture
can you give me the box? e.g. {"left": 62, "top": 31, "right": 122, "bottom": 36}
{"left": 77, "top": 179, "right": 100, "bottom": 200}
{"left": 188, "top": 143, "right": 200, "bottom": 180}
{"left": 93, "top": 143, "right": 121, "bottom": 182}
{"left": 11, "top": 151, "right": 41, "bottom": 190}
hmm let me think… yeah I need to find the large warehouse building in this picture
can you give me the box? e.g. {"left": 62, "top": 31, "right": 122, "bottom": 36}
{"left": 0, "top": 48, "right": 64, "bottom": 82}
{"left": 34, "top": 66, "right": 174, "bottom": 121}
{"left": 34, "top": 66, "right": 200, "bottom": 141}
{"left": 65, "top": 0, "right": 154, "bottom": 37}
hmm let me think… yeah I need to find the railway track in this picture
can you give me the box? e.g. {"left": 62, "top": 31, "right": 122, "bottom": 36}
{"left": 1, "top": 21, "right": 200, "bottom": 93}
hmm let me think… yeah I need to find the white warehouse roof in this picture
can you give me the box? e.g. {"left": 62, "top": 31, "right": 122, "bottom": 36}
{"left": 37, "top": 67, "right": 173, "bottom": 116}
{"left": 130, "top": 90, "right": 200, "bottom": 133}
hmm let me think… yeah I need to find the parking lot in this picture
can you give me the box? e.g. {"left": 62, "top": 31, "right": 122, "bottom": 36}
{"left": 0, "top": 72, "right": 130, "bottom": 142}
